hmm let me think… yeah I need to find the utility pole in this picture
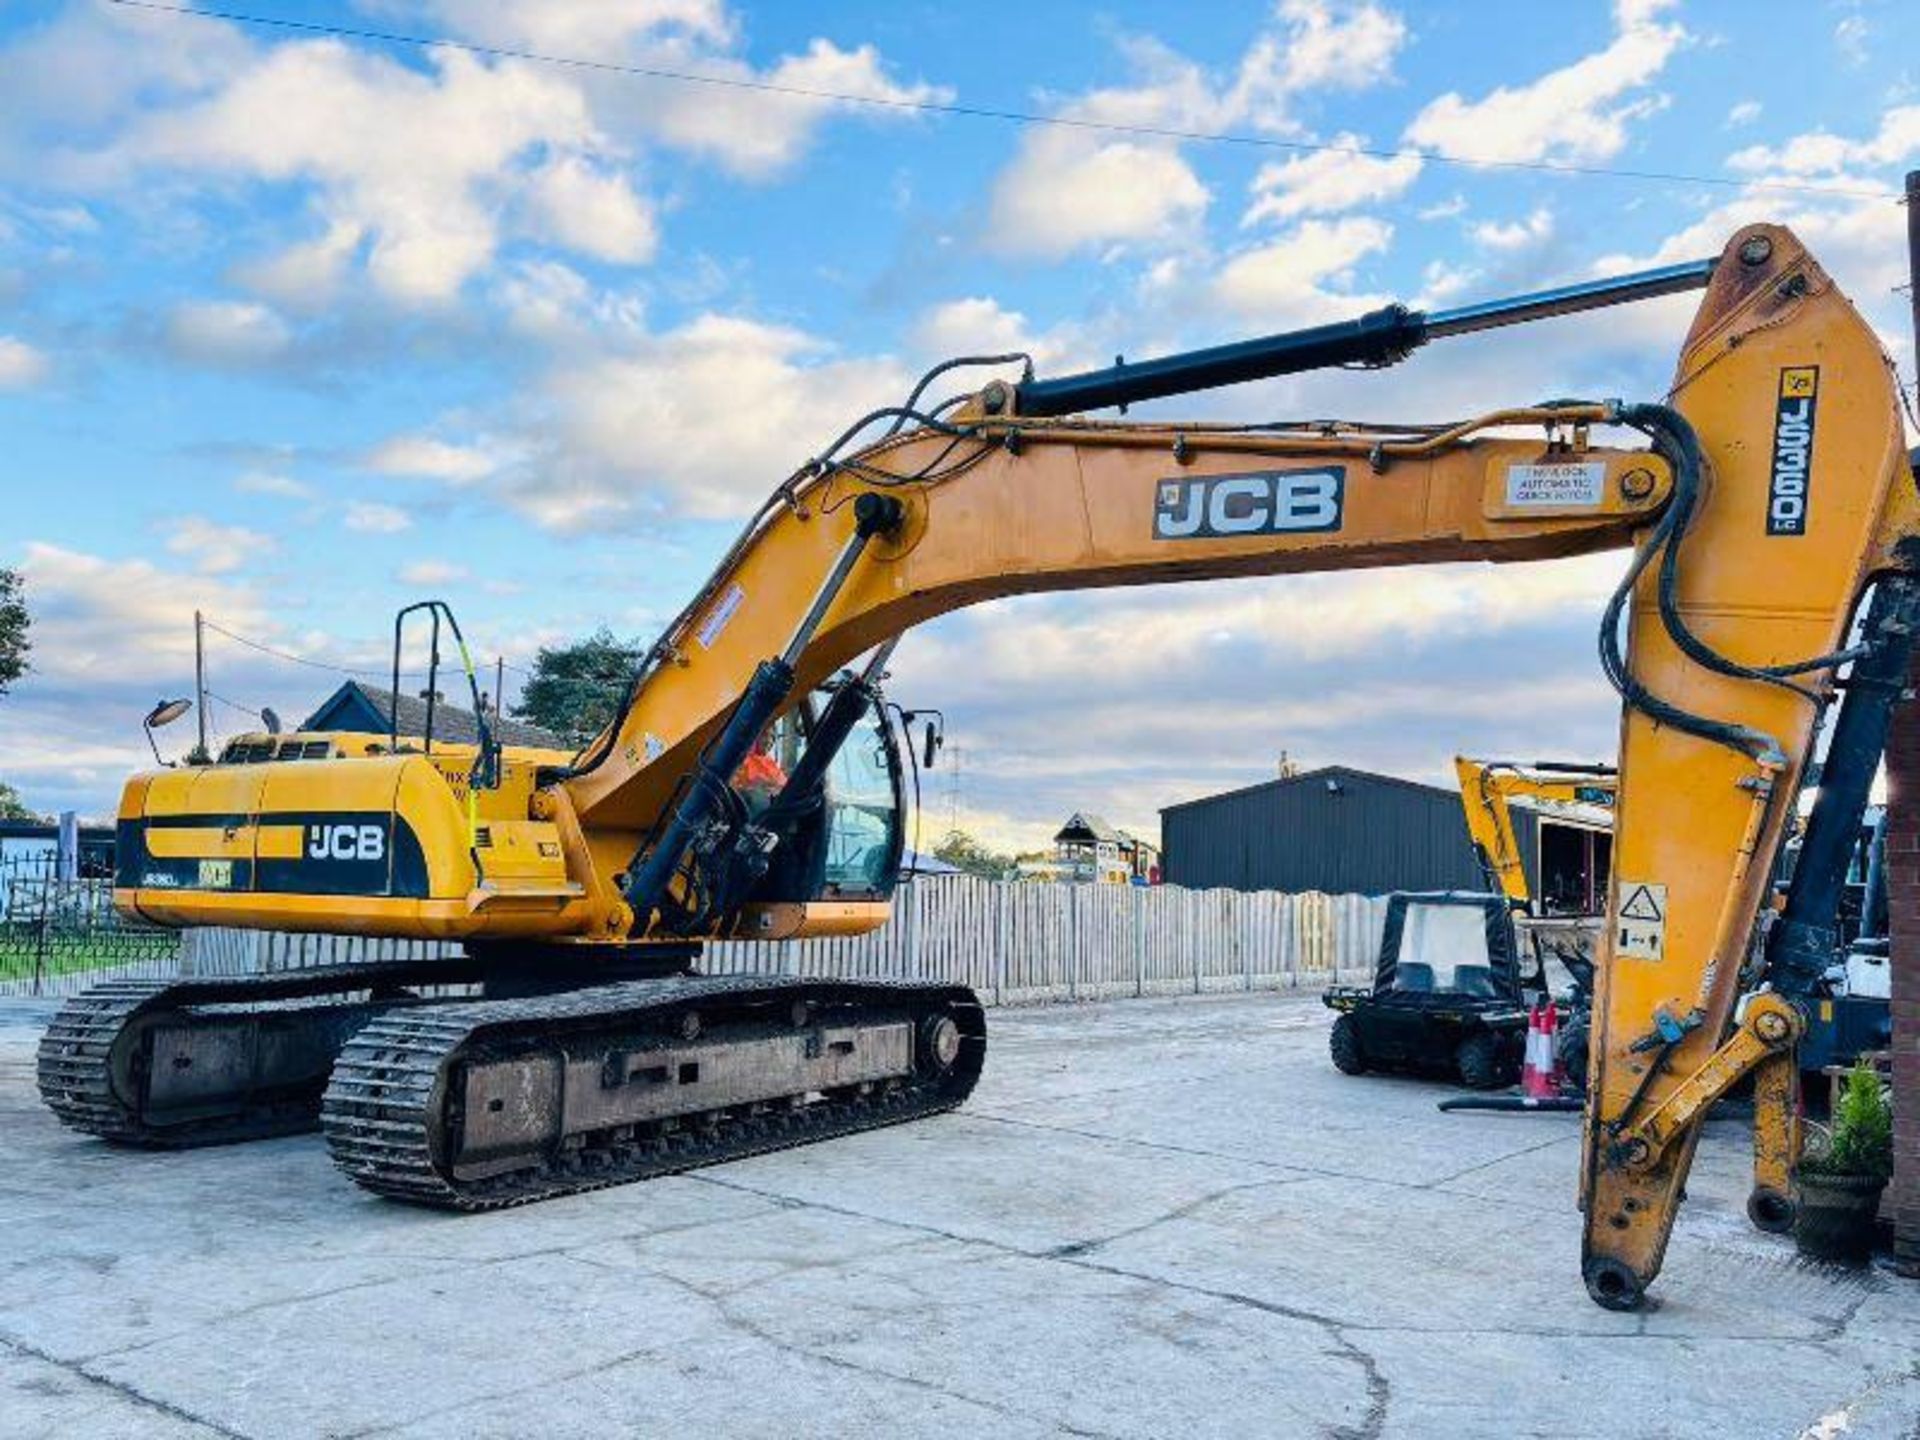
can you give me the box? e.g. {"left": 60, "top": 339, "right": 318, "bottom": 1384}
{"left": 192, "top": 609, "right": 209, "bottom": 763}
{"left": 495, "top": 656, "right": 506, "bottom": 717}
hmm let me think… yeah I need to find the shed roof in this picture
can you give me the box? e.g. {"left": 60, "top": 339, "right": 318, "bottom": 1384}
{"left": 1159, "top": 764, "right": 1455, "bottom": 817}
{"left": 301, "top": 680, "right": 565, "bottom": 750}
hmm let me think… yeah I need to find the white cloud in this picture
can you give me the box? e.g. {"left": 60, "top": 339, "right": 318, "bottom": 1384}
{"left": 1725, "top": 100, "right": 1762, "bottom": 128}
{"left": 231, "top": 219, "right": 364, "bottom": 310}
{"left": 234, "top": 472, "right": 312, "bottom": 498}
{"left": 1417, "top": 195, "right": 1468, "bottom": 221}
{"left": 520, "top": 154, "right": 658, "bottom": 264}
{"left": 1404, "top": 1, "right": 1684, "bottom": 164}
{"left": 0, "top": 335, "right": 48, "bottom": 389}
{"left": 420, "top": 0, "right": 946, "bottom": 180}
{"left": 528, "top": 313, "right": 907, "bottom": 525}
{"left": 397, "top": 559, "right": 468, "bottom": 587}
{"left": 914, "top": 297, "right": 1083, "bottom": 373}
{"left": 644, "top": 39, "right": 952, "bottom": 180}
{"left": 0, "top": 543, "right": 306, "bottom": 817}
{"left": 489, "top": 259, "right": 651, "bottom": 341}
{"left": 164, "top": 299, "right": 291, "bottom": 365}
{"left": 1725, "top": 106, "right": 1920, "bottom": 177}
{"left": 1262, "top": 0, "right": 1408, "bottom": 93}
{"left": 162, "top": 516, "right": 275, "bottom": 575}
{"left": 988, "top": 3, "right": 1406, "bottom": 259}
{"left": 415, "top": 0, "right": 734, "bottom": 53}
{"left": 989, "top": 133, "right": 1211, "bottom": 260}
{"left": 1241, "top": 139, "right": 1422, "bottom": 227}
{"left": 113, "top": 41, "right": 630, "bottom": 304}
{"left": 1210, "top": 216, "right": 1394, "bottom": 325}
{"left": 1471, "top": 208, "right": 1555, "bottom": 252}
{"left": 343, "top": 501, "right": 412, "bottom": 534}
{"left": 1835, "top": 15, "right": 1871, "bottom": 68}
{"left": 365, "top": 436, "right": 503, "bottom": 485}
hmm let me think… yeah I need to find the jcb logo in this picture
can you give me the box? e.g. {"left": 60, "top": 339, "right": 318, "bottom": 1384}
{"left": 1153, "top": 467, "right": 1344, "bottom": 540}
{"left": 307, "top": 823, "right": 386, "bottom": 862}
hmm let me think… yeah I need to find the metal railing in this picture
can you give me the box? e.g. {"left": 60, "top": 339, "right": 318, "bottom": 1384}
{"left": 0, "top": 855, "right": 180, "bottom": 997}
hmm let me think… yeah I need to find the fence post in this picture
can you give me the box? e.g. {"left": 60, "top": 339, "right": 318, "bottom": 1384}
{"left": 991, "top": 881, "right": 1006, "bottom": 1007}
{"left": 1240, "top": 893, "right": 1253, "bottom": 991}
{"left": 1066, "top": 884, "right": 1078, "bottom": 1001}
{"left": 903, "top": 882, "right": 920, "bottom": 980}
{"left": 1121, "top": 887, "right": 1136, "bottom": 998}
{"left": 1192, "top": 890, "right": 1202, "bottom": 995}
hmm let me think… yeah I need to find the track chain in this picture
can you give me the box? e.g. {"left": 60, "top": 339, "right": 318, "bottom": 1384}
{"left": 322, "top": 974, "right": 986, "bottom": 1210}
{"left": 34, "top": 959, "right": 487, "bottom": 1147}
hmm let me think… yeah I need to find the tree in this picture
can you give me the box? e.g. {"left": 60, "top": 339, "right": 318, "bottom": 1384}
{"left": 0, "top": 568, "right": 27, "bottom": 699}
{"left": 511, "top": 628, "right": 644, "bottom": 745}
{"left": 932, "top": 828, "right": 1017, "bottom": 880}
{"left": 0, "top": 780, "right": 43, "bottom": 822}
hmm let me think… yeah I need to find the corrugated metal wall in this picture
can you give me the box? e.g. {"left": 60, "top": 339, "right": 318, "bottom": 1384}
{"left": 1161, "top": 766, "right": 1484, "bottom": 896}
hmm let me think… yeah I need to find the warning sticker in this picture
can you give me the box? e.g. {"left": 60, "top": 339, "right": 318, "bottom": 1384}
{"left": 695, "top": 583, "right": 746, "bottom": 650}
{"left": 1616, "top": 881, "right": 1666, "bottom": 961}
{"left": 1505, "top": 461, "right": 1607, "bottom": 509}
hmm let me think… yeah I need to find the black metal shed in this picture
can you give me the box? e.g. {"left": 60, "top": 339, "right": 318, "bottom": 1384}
{"left": 1159, "top": 765, "right": 1485, "bottom": 896}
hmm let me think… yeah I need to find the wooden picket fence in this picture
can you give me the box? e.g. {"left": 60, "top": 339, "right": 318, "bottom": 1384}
{"left": 169, "top": 876, "right": 1389, "bottom": 1006}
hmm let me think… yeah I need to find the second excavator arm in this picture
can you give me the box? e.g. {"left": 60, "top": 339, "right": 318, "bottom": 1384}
{"left": 1454, "top": 756, "right": 1616, "bottom": 912}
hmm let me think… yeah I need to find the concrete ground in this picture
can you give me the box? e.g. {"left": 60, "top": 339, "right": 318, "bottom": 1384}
{"left": 2, "top": 993, "right": 1916, "bottom": 1440}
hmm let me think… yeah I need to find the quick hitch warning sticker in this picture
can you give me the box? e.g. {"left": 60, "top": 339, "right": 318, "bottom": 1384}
{"left": 1766, "top": 366, "right": 1819, "bottom": 537}
{"left": 1504, "top": 461, "right": 1606, "bottom": 509}
{"left": 1616, "top": 881, "right": 1666, "bottom": 961}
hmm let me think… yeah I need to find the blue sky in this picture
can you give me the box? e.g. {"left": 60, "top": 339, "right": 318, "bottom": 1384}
{"left": 1, "top": 0, "right": 1917, "bottom": 847}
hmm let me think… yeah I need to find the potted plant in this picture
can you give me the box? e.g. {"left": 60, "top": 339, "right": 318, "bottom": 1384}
{"left": 1793, "top": 1060, "right": 1893, "bottom": 1265}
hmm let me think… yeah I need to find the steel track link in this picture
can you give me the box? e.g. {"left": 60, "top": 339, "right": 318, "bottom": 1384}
{"left": 321, "top": 975, "right": 986, "bottom": 1210}
{"left": 35, "top": 959, "right": 490, "bottom": 1148}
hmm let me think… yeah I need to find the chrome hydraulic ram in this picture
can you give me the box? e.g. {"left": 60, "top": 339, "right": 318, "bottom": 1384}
{"left": 1008, "top": 258, "right": 1717, "bottom": 419}
{"left": 619, "top": 492, "right": 904, "bottom": 931}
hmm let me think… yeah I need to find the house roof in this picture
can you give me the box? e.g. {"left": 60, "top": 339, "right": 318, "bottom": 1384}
{"left": 1055, "top": 811, "right": 1123, "bottom": 844}
{"left": 1158, "top": 764, "right": 1456, "bottom": 817}
{"left": 301, "top": 680, "right": 566, "bottom": 751}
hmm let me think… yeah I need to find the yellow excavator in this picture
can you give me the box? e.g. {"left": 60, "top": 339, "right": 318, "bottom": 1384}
{"left": 1454, "top": 755, "right": 1615, "bottom": 916}
{"left": 40, "top": 219, "right": 1920, "bottom": 1311}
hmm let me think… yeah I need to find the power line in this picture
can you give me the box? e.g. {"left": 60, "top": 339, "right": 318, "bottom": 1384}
{"left": 104, "top": 0, "right": 1902, "bottom": 204}
{"left": 199, "top": 617, "right": 396, "bottom": 679}
{"left": 206, "top": 690, "right": 263, "bottom": 719}
{"left": 201, "top": 616, "right": 539, "bottom": 694}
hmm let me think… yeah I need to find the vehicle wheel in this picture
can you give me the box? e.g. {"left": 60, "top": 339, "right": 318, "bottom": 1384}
{"left": 1456, "top": 1031, "right": 1504, "bottom": 1090}
{"left": 1556, "top": 1015, "right": 1590, "bottom": 1090}
{"left": 1329, "top": 1015, "right": 1367, "bottom": 1075}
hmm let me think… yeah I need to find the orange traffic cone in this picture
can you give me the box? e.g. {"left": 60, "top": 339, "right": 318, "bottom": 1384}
{"left": 1540, "top": 1001, "right": 1563, "bottom": 1093}
{"left": 1522, "top": 1002, "right": 1555, "bottom": 1099}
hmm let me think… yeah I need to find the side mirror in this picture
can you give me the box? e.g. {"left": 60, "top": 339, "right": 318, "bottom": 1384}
{"left": 145, "top": 698, "right": 192, "bottom": 730}
{"left": 143, "top": 698, "right": 193, "bottom": 767}
{"left": 923, "top": 720, "right": 942, "bottom": 770}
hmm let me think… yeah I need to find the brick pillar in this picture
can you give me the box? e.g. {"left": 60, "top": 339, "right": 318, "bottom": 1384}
{"left": 1883, "top": 652, "right": 1920, "bottom": 1272}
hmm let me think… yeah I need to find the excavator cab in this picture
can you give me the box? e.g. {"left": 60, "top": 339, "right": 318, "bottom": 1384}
{"left": 744, "top": 677, "right": 907, "bottom": 911}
